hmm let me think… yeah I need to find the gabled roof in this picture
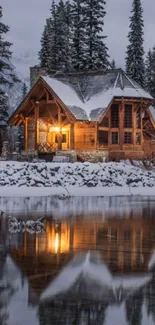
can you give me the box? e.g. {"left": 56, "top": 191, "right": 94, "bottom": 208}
{"left": 43, "top": 69, "right": 152, "bottom": 121}
{"left": 9, "top": 69, "right": 153, "bottom": 124}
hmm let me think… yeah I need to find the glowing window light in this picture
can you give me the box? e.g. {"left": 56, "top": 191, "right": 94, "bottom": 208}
{"left": 49, "top": 126, "right": 60, "bottom": 133}
{"left": 55, "top": 233, "right": 59, "bottom": 253}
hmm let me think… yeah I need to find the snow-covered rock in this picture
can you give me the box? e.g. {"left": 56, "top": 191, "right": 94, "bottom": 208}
{"left": 0, "top": 161, "right": 154, "bottom": 189}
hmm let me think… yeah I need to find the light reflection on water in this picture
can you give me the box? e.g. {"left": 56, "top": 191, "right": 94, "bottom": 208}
{"left": 0, "top": 197, "right": 155, "bottom": 324}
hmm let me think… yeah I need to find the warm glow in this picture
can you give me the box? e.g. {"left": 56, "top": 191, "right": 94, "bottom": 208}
{"left": 55, "top": 233, "right": 59, "bottom": 253}
{"left": 49, "top": 126, "right": 60, "bottom": 133}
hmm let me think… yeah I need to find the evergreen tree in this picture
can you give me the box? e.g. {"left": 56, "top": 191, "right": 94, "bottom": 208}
{"left": 145, "top": 48, "right": 155, "bottom": 105}
{"left": 83, "top": 0, "right": 109, "bottom": 70}
{"left": 111, "top": 59, "right": 116, "bottom": 69}
{"left": 71, "top": 0, "right": 87, "bottom": 71}
{"left": 125, "top": 0, "right": 145, "bottom": 87}
{"left": 0, "top": 7, "right": 17, "bottom": 151}
{"left": 55, "top": 0, "right": 72, "bottom": 72}
{"left": 22, "top": 82, "right": 28, "bottom": 99}
{"left": 38, "top": 18, "right": 51, "bottom": 71}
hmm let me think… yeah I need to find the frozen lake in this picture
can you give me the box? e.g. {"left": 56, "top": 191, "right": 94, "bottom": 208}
{"left": 0, "top": 196, "right": 155, "bottom": 325}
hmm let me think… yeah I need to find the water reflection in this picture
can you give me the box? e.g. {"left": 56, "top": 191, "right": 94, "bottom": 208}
{"left": 1, "top": 198, "right": 155, "bottom": 324}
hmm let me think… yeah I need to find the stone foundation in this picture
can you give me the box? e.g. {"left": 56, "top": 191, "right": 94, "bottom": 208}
{"left": 77, "top": 150, "right": 108, "bottom": 163}
{"left": 56, "top": 150, "right": 77, "bottom": 162}
{"left": 109, "top": 151, "right": 144, "bottom": 162}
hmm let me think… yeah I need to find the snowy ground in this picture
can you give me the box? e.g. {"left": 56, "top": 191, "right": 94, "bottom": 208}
{"left": 0, "top": 161, "right": 154, "bottom": 197}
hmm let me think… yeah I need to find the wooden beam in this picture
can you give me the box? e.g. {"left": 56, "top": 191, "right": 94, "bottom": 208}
{"left": 95, "top": 122, "right": 98, "bottom": 148}
{"left": 119, "top": 100, "right": 124, "bottom": 149}
{"left": 58, "top": 105, "right": 62, "bottom": 149}
{"left": 70, "top": 122, "right": 74, "bottom": 149}
{"left": 24, "top": 117, "right": 28, "bottom": 150}
{"left": 35, "top": 104, "right": 39, "bottom": 150}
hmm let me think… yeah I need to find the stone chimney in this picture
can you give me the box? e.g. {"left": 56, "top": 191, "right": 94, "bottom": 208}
{"left": 30, "top": 66, "right": 47, "bottom": 88}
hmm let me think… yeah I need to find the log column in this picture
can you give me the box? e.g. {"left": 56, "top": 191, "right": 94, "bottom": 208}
{"left": 58, "top": 105, "right": 62, "bottom": 150}
{"left": 35, "top": 104, "right": 39, "bottom": 150}
{"left": 70, "top": 122, "right": 74, "bottom": 149}
{"left": 119, "top": 100, "right": 124, "bottom": 149}
{"left": 24, "top": 117, "right": 28, "bottom": 150}
{"left": 133, "top": 103, "right": 136, "bottom": 147}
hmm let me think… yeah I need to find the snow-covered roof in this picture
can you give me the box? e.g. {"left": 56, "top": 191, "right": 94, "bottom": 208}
{"left": 43, "top": 69, "right": 153, "bottom": 121}
{"left": 149, "top": 106, "right": 155, "bottom": 123}
{"left": 40, "top": 252, "right": 151, "bottom": 302}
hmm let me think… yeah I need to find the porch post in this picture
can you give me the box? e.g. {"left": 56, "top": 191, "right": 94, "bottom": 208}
{"left": 58, "top": 105, "right": 62, "bottom": 150}
{"left": 70, "top": 122, "right": 74, "bottom": 149}
{"left": 24, "top": 117, "right": 28, "bottom": 150}
{"left": 119, "top": 99, "right": 124, "bottom": 149}
{"left": 35, "top": 103, "right": 39, "bottom": 150}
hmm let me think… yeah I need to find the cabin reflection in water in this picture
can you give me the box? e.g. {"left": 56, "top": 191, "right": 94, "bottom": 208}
{"left": 9, "top": 217, "right": 155, "bottom": 301}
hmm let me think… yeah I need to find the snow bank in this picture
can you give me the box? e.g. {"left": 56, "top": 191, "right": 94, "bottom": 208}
{"left": 0, "top": 162, "right": 154, "bottom": 198}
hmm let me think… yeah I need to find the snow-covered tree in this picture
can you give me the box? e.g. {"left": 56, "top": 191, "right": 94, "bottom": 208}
{"left": 0, "top": 7, "right": 18, "bottom": 151}
{"left": 83, "top": 0, "right": 109, "bottom": 70}
{"left": 111, "top": 59, "right": 116, "bottom": 69}
{"left": 71, "top": 0, "right": 87, "bottom": 71}
{"left": 125, "top": 0, "right": 145, "bottom": 87}
{"left": 21, "top": 82, "right": 28, "bottom": 99}
{"left": 145, "top": 48, "right": 155, "bottom": 105}
{"left": 54, "top": 0, "right": 72, "bottom": 72}
{"left": 38, "top": 18, "right": 51, "bottom": 71}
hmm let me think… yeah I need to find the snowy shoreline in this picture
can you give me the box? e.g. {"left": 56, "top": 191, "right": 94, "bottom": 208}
{"left": 0, "top": 161, "right": 154, "bottom": 197}
{"left": 0, "top": 185, "right": 155, "bottom": 197}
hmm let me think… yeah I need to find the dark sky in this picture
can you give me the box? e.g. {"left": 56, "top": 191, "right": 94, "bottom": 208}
{"left": 1, "top": 0, "right": 155, "bottom": 69}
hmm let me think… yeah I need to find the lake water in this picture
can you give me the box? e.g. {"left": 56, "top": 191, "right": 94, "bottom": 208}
{"left": 1, "top": 196, "right": 155, "bottom": 325}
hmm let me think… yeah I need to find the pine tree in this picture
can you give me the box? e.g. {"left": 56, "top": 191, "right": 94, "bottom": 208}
{"left": 125, "top": 0, "right": 145, "bottom": 87}
{"left": 71, "top": 0, "right": 87, "bottom": 71}
{"left": 111, "top": 59, "right": 116, "bottom": 69}
{"left": 145, "top": 48, "right": 155, "bottom": 105}
{"left": 55, "top": 0, "right": 71, "bottom": 72}
{"left": 22, "top": 82, "right": 28, "bottom": 99}
{"left": 83, "top": 0, "right": 109, "bottom": 70}
{"left": 0, "top": 7, "right": 17, "bottom": 151}
{"left": 38, "top": 18, "right": 51, "bottom": 71}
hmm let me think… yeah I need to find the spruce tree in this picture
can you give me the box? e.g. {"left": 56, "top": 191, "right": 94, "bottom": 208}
{"left": 71, "top": 0, "right": 87, "bottom": 71}
{"left": 0, "top": 7, "right": 17, "bottom": 150}
{"left": 83, "top": 0, "right": 109, "bottom": 70}
{"left": 38, "top": 18, "right": 51, "bottom": 71}
{"left": 55, "top": 0, "right": 72, "bottom": 72}
{"left": 22, "top": 82, "right": 28, "bottom": 99}
{"left": 125, "top": 0, "right": 145, "bottom": 87}
{"left": 145, "top": 48, "right": 155, "bottom": 105}
{"left": 111, "top": 59, "right": 116, "bottom": 69}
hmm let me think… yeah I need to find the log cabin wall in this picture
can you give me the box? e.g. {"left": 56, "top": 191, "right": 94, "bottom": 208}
{"left": 98, "top": 100, "right": 144, "bottom": 160}
{"left": 74, "top": 121, "right": 96, "bottom": 150}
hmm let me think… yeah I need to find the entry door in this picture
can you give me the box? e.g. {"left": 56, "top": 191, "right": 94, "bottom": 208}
{"left": 62, "top": 131, "right": 69, "bottom": 150}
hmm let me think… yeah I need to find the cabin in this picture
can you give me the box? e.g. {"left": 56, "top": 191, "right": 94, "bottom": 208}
{"left": 8, "top": 68, "right": 155, "bottom": 161}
